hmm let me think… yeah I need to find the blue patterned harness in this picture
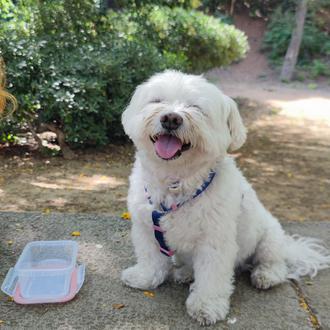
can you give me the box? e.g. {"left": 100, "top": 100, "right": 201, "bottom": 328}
{"left": 144, "top": 170, "right": 216, "bottom": 257}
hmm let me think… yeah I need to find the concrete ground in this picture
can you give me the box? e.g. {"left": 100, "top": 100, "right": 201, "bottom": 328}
{"left": 1, "top": 212, "right": 329, "bottom": 330}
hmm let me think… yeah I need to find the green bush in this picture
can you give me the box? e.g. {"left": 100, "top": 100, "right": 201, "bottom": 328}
{"left": 145, "top": 6, "right": 248, "bottom": 71}
{"left": 1, "top": 32, "right": 185, "bottom": 147}
{"left": 0, "top": 0, "right": 248, "bottom": 149}
{"left": 104, "top": 5, "right": 248, "bottom": 71}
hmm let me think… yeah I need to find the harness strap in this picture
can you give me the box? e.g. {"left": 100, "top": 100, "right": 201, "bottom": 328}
{"left": 145, "top": 170, "right": 216, "bottom": 257}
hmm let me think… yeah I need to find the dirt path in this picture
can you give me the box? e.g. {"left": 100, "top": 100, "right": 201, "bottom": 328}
{"left": 0, "top": 145, "right": 134, "bottom": 214}
{"left": 238, "top": 97, "right": 330, "bottom": 222}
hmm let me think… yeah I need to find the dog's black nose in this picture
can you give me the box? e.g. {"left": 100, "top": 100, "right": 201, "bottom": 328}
{"left": 160, "top": 113, "right": 183, "bottom": 130}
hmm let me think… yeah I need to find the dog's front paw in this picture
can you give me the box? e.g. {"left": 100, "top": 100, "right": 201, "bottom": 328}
{"left": 186, "top": 291, "right": 229, "bottom": 326}
{"left": 121, "top": 264, "right": 166, "bottom": 290}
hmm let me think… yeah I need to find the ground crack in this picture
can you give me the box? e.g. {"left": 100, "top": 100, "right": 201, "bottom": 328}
{"left": 290, "top": 279, "right": 322, "bottom": 329}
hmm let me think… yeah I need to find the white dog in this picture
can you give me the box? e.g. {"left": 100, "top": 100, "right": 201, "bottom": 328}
{"left": 121, "top": 70, "right": 330, "bottom": 325}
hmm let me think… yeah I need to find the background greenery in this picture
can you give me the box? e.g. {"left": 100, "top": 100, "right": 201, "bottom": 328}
{"left": 0, "top": 0, "right": 248, "bottom": 148}
{"left": 263, "top": 0, "right": 330, "bottom": 79}
{"left": 1, "top": 0, "right": 329, "bottom": 151}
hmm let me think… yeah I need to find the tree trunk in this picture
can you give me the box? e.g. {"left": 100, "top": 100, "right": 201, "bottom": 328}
{"left": 280, "top": 0, "right": 308, "bottom": 81}
{"left": 230, "top": 0, "right": 236, "bottom": 16}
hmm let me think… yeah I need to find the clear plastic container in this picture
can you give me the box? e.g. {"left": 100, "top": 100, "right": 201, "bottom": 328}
{"left": 1, "top": 240, "right": 85, "bottom": 303}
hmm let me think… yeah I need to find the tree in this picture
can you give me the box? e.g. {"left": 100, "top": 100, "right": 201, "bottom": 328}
{"left": 280, "top": 0, "right": 308, "bottom": 81}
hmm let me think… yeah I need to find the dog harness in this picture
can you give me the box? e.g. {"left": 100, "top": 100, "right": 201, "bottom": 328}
{"left": 144, "top": 170, "right": 216, "bottom": 257}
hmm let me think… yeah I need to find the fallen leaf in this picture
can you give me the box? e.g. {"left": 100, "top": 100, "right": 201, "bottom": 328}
{"left": 287, "top": 172, "right": 293, "bottom": 178}
{"left": 43, "top": 208, "right": 51, "bottom": 214}
{"left": 71, "top": 231, "right": 81, "bottom": 237}
{"left": 7, "top": 240, "right": 13, "bottom": 245}
{"left": 7, "top": 297, "right": 14, "bottom": 302}
{"left": 300, "top": 300, "right": 308, "bottom": 310}
{"left": 310, "top": 314, "right": 319, "bottom": 327}
{"left": 0, "top": 320, "right": 4, "bottom": 325}
{"left": 112, "top": 303, "right": 125, "bottom": 309}
{"left": 305, "top": 281, "right": 313, "bottom": 286}
{"left": 121, "top": 212, "right": 131, "bottom": 220}
{"left": 143, "top": 291, "right": 155, "bottom": 298}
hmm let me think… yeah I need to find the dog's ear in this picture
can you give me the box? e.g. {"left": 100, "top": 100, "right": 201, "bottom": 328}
{"left": 226, "top": 97, "right": 247, "bottom": 151}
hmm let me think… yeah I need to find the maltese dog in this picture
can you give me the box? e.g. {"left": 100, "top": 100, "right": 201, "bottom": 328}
{"left": 121, "top": 70, "right": 330, "bottom": 325}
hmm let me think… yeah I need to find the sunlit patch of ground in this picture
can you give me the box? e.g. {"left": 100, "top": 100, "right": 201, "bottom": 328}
{"left": 30, "top": 174, "right": 125, "bottom": 191}
{"left": 0, "top": 144, "right": 134, "bottom": 214}
{"left": 272, "top": 97, "right": 330, "bottom": 124}
{"left": 236, "top": 98, "right": 330, "bottom": 222}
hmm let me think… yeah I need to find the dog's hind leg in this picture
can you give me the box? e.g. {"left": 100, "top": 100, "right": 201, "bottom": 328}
{"left": 251, "top": 217, "right": 288, "bottom": 290}
{"left": 121, "top": 221, "right": 171, "bottom": 290}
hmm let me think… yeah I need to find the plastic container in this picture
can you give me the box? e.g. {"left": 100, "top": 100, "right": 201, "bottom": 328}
{"left": 1, "top": 240, "right": 85, "bottom": 304}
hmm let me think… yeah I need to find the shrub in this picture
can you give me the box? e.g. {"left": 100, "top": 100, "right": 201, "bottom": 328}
{"left": 0, "top": 0, "right": 248, "bottom": 151}
{"left": 108, "top": 6, "right": 248, "bottom": 72}
{"left": 1, "top": 32, "right": 186, "bottom": 148}
{"left": 145, "top": 6, "right": 248, "bottom": 71}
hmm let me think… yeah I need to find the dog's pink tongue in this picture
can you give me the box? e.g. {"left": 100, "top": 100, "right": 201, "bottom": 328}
{"left": 155, "top": 134, "right": 182, "bottom": 159}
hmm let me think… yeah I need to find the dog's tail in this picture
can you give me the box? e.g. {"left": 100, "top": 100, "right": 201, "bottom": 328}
{"left": 284, "top": 234, "right": 330, "bottom": 279}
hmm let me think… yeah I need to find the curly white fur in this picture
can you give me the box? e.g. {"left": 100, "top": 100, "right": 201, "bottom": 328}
{"left": 121, "top": 70, "right": 330, "bottom": 325}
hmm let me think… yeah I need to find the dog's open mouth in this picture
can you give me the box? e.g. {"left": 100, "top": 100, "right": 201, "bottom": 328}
{"left": 150, "top": 134, "right": 191, "bottom": 160}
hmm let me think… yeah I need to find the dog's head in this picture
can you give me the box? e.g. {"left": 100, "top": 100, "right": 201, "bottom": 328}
{"left": 122, "top": 70, "right": 246, "bottom": 167}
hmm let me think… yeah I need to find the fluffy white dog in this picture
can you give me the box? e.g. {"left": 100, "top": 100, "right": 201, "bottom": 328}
{"left": 121, "top": 70, "right": 330, "bottom": 325}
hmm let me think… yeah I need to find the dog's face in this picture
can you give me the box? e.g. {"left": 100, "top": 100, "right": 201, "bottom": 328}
{"left": 122, "top": 70, "right": 246, "bottom": 167}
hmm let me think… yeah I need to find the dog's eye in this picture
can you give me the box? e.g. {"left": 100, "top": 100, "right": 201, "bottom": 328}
{"left": 187, "top": 104, "right": 209, "bottom": 118}
{"left": 188, "top": 104, "right": 201, "bottom": 110}
{"left": 150, "top": 99, "right": 162, "bottom": 103}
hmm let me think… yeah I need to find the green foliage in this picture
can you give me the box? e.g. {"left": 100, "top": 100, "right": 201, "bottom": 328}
{"left": 113, "top": 6, "right": 248, "bottom": 71}
{"left": 101, "top": 0, "right": 201, "bottom": 10}
{"left": 0, "top": 131, "right": 18, "bottom": 144}
{"left": 0, "top": 0, "right": 248, "bottom": 147}
{"left": 308, "top": 59, "right": 330, "bottom": 78}
{"left": 263, "top": 4, "right": 330, "bottom": 78}
{"left": 149, "top": 6, "right": 248, "bottom": 70}
{"left": 200, "top": 0, "right": 295, "bottom": 18}
{"left": 262, "top": 9, "right": 294, "bottom": 64}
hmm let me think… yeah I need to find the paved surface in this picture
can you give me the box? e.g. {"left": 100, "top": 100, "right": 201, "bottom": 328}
{"left": 1, "top": 212, "right": 329, "bottom": 329}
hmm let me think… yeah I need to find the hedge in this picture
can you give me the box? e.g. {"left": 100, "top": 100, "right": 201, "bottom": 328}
{"left": 0, "top": 0, "right": 248, "bottom": 151}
